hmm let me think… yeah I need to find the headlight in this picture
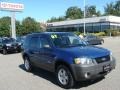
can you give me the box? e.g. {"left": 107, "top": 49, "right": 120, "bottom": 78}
{"left": 110, "top": 52, "right": 114, "bottom": 61}
{"left": 74, "top": 57, "right": 94, "bottom": 65}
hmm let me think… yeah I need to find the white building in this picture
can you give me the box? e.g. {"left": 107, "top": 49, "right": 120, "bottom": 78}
{"left": 47, "top": 16, "right": 120, "bottom": 33}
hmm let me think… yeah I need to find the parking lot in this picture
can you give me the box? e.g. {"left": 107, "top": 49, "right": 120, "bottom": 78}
{"left": 0, "top": 37, "right": 120, "bottom": 90}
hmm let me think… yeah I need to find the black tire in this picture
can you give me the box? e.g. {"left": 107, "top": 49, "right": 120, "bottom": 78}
{"left": 24, "top": 57, "right": 32, "bottom": 72}
{"left": 101, "top": 40, "right": 104, "bottom": 44}
{"left": 56, "top": 65, "right": 74, "bottom": 89}
{"left": 2, "top": 49, "right": 7, "bottom": 55}
{"left": 17, "top": 49, "right": 21, "bottom": 53}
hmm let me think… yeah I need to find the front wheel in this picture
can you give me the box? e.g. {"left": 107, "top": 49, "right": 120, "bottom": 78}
{"left": 2, "top": 49, "right": 7, "bottom": 55}
{"left": 56, "top": 65, "right": 74, "bottom": 89}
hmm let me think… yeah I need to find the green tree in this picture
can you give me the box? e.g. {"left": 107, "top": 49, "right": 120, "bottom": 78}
{"left": 16, "top": 20, "right": 24, "bottom": 36}
{"left": 0, "top": 16, "right": 11, "bottom": 37}
{"left": 114, "top": 0, "right": 120, "bottom": 16}
{"left": 47, "top": 17, "right": 58, "bottom": 22}
{"left": 66, "top": 6, "right": 83, "bottom": 19}
{"left": 22, "top": 17, "right": 41, "bottom": 35}
{"left": 104, "top": 2, "right": 115, "bottom": 15}
{"left": 47, "top": 16, "right": 65, "bottom": 23}
{"left": 85, "top": 5, "right": 101, "bottom": 17}
{"left": 58, "top": 16, "right": 66, "bottom": 21}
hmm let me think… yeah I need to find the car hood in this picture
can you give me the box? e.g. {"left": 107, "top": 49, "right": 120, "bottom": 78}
{"left": 5, "top": 42, "right": 18, "bottom": 46}
{"left": 57, "top": 46, "right": 110, "bottom": 58}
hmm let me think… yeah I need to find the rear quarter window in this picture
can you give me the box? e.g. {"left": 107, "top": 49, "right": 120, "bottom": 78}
{"left": 23, "top": 36, "right": 29, "bottom": 48}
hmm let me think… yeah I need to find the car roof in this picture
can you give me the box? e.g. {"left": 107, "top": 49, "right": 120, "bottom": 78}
{"left": 27, "top": 32, "right": 73, "bottom": 36}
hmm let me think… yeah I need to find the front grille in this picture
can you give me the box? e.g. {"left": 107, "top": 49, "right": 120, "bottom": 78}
{"left": 95, "top": 55, "right": 110, "bottom": 64}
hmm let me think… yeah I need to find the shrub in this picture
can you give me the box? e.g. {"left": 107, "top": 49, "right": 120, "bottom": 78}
{"left": 94, "top": 32, "right": 106, "bottom": 36}
{"left": 74, "top": 31, "right": 81, "bottom": 36}
{"left": 105, "top": 29, "right": 120, "bottom": 36}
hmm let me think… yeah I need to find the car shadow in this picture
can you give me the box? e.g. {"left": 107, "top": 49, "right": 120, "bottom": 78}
{"left": 0, "top": 51, "right": 21, "bottom": 55}
{"left": 19, "top": 64, "right": 59, "bottom": 86}
{"left": 19, "top": 64, "right": 104, "bottom": 89}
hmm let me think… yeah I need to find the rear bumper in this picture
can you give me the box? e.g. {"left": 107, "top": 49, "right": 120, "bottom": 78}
{"left": 71, "top": 59, "right": 116, "bottom": 81}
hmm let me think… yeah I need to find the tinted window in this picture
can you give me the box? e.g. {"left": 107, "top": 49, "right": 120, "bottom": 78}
{"left": 29, "top": 37, "right": 40, "bottom": 49}
{"left": 2, "top": 38, "right": 15, "bottom": 44}
{"left": 23, "top": 37, "right": 29, "bottom": 48}
{"left": 40, "top": 38, "right": 50, "bottom": 48}
{"left": 51, "top": 34, "right": 86, "bottom": 48}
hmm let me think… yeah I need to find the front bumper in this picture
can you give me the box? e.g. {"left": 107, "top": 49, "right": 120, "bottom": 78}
{"left": 6, "top": 46, "right": 21, "bottom": 52}
{"left": 71, "top": 59, "right": 116, "bottom": 81}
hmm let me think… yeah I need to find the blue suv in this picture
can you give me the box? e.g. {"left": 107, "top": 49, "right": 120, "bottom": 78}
{"left": 22, "top": 32, "right": 116, "bottom": 89}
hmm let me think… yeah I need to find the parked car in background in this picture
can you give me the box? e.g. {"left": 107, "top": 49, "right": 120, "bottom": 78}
{"left": 22, "top": 32, "right": 115, "bottom": 89}
{"left": 16, "top": 36, "right": 26, "bottom": 50}
{"left": 0, "top": 37, "right": 21, "bottom": 54}
{"left": 83, "top": 34, "right": 104, "bottom": 45}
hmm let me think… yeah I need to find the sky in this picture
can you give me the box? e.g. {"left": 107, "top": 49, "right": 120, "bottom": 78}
{"left": 0, "top": 0, "right": 118, "bottom": 22}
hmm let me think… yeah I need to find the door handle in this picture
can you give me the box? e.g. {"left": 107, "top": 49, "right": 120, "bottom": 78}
{"left": 33, "top": 51, "right": 39, "bottom": 54}
{"left": 30, "top": 51, "right": 39, "bottom": 54}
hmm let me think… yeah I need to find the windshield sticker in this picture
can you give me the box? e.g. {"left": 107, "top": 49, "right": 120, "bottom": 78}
{"left": 51, "top": 35, "right": 55, "bottom": 38}
{"left": 54, "top": 35, "right": 57, "bottom": 38}
{"left": 51, "top": 35, "right": 58, "bottom": 39}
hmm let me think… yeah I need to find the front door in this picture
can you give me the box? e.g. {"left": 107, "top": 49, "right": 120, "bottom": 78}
{"left": 28, "top": 36, "right": 41, "bottom": 67}
{"left": 38, "top": 37, "right": 55, "bottom": 71}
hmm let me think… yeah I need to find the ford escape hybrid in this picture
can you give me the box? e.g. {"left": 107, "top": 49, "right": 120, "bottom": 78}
{"left": 22, "top": 32, "right": 116, "bottom": 89}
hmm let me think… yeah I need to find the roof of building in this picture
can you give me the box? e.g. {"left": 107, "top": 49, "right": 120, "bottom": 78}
{"left": 47, "top": 16, "right": 120, "bottom": 27}
{"left": 28, "top": 32, "right": 73, "bottom": 36}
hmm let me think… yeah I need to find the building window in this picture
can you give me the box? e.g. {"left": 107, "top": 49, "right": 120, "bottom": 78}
{"left": 101, "top": 22, "right": 110, "bottom": 31}
{"left": 93, "top": 23, "right": 101, "bottom": 33}
{"left": 86, "top": 24, "right": 93, "bottom": 33}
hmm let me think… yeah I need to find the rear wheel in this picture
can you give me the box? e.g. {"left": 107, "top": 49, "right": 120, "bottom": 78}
{"left": 56, "top": 65, "right": 74, "bottom": 89}
{"left": 101, "top": 40, "right": 104, "bottom": 44}
{"left": 24, "top": 57, "right": 32, "bottom": 72}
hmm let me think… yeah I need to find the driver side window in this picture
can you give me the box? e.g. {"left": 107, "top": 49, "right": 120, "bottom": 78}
{"left": 40, "top": 38, "right": 50, "bottom": 48}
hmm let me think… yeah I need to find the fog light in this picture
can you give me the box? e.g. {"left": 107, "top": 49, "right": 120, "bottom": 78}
{"left": 85, "top": 72, "right": 90, "bottom": 78}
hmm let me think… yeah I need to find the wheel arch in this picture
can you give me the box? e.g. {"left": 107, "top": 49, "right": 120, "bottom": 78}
{"left": 55, "top": 60, "right": 75, "bottom": 79}
{"left": 22, "top": 53, "right": 29, "bottom": 61}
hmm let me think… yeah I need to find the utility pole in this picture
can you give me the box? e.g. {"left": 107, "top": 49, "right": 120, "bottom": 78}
{"left": 11, "top": 12, "right": 16, "bottom": 39}
{"left": 83, "top": 0, "right": 86, "bottom": 35}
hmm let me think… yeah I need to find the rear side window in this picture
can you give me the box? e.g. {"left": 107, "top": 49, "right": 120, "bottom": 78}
{"left": 29, "top": 37, "right": 40, "bottom": 49}
{"left": 23, "top": 37, "right": 29, "bottom": 48}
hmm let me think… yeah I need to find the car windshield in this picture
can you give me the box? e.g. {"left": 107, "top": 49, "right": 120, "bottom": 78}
{"left": 51, "top": 33, "right": 87, "bottom": 48}
{"left": 3, "top": 38, "right": 15, "bottom": 44}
